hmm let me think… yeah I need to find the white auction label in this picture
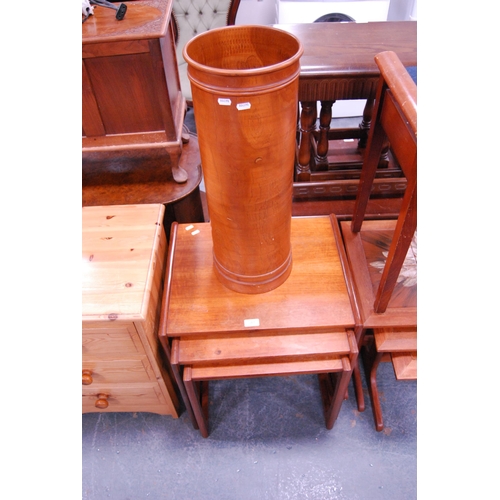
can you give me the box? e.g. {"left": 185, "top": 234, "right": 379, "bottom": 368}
{"left": 237, "top": 102, "right": 251, "bottom": 111}
{"left": 218, "top": 98, "right": 232, "bottom": 106}
{"left": 244, "top": 318, "right": 260, "bottom": 327}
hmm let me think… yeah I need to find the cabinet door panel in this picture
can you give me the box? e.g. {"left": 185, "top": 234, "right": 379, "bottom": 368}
{"left": 84, "top": 52, "right": 164, "bottom": 135}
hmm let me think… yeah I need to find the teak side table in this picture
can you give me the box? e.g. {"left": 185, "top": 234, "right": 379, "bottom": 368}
{"left": 159, "top": 216, "right": 359, "bottom": 437}
{"left": 82, "top": 204, "right": 179, "bottom": 416}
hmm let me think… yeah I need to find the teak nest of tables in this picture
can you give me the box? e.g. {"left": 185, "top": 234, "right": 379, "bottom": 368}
{"left": 159, "top": 216, "right": 360, "bottom": 437}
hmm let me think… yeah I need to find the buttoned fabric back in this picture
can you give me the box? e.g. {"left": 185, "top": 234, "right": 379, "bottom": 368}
{"left": 173, "top": 0, "right": 240, "bottom": 103}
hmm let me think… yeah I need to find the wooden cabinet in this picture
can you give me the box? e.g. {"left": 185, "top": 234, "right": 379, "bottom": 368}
{"left": 82, "top": 0, "right": 207, "bottom": 224}
{"left": 82, "top": 0, "right": 186, "bottom": 181}
{"left": 82, "top": 204, "right": 179, "bottom": 416}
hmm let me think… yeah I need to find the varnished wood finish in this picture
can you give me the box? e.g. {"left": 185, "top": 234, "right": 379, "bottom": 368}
{"left": 160, "top": 216, "right": 357, "bottom": 436}
{"left": 339, "top": 219, "right": 417, "bottom": 428}
{"left": 391, "top": 353, "right": 417, "bottom": 380}
{"left": 351, "top": 51, "right": 417, "bottom": 313}
{"left": 82, "top": 370, "right": 93, "bottom": 385}
{"left": 82, "top": 1, "right": 183, "bottom": 156}
{"left": 336, "top": 51, "right": 417, "bottom": 431}
{"left": 82, "top": 0, "right": 200, "bottom": 208}
{"left": 226, "top": 0, "right": 241, "bottom": 26}
{"left": 374, "top": 327, "right": 417, "bottom": 353}
{"left": 276, "top": 22, "right": 417, "bottom": 101}
{"left": 273, "top": 21, "right": 416, "bottom": 205}
{"left": 181, "top": 331, "right": 356, "bottom": 437}
{"left": 340, "top": 220, "right": 416, "bottom": 328}
{"left": 188, "top": 358, "right": 345, "bottom": 380}
{"left": 175, "top": 331, "right": 351, "bottom": 363}
{"left": 82, "top": 133, "right": 205, "bottom": 231}
{"left": 374, "top": 327, "right": 417, "bottom": 382}
{"left": 165, "top": 217, "right": 354, "bottom": 336}
{"left": 82, "top": 1, "right": 171, "bottom": 43}
{"left": 157, "top": 221, "right": 199, "bottom": 428}
{"left": 292, "top": 196, "right": 403, "bottom": 220}
{"left": 183, "top": 26, "right": 303, "bottom": 293}
{"left": 82, "top": 204, "right": 179, "bottom": 416}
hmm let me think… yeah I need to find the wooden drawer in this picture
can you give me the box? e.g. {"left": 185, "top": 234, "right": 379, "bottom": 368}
{"left": 82, "top": 357, "right": 156, "bottom": 385}
{"left": 82, "top": 322, "right": 144, "bottom": 358}
{"left": 82, "top": 383, "right": 169, "bottom": 413}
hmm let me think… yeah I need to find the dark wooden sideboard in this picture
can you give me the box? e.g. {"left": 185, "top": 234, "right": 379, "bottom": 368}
{"left": 82, "top": 0, "right": 204, "bottom": 225}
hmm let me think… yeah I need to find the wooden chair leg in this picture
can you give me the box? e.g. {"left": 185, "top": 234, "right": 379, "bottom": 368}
{"left": 183, "top": 367, "right": 209, "bottom": 438}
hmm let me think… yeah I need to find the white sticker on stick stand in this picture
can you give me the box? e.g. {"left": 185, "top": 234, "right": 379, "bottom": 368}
{"left": 218, "top": 98, "right": 231, "bottom": 106}
{"left": 237, "top": 102, "right": 251, "bottom": 111}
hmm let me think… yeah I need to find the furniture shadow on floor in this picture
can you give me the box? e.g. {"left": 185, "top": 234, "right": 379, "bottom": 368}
{"left": 205, "top": 375, "right": 328, "bottom": 441}
{"left": 176, "top": 366, "right": 416, "bottom": 442}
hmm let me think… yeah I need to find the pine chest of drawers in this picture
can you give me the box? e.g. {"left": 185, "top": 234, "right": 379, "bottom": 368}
{"left": 82, "top": 204, "right": 179, "bottom": 416}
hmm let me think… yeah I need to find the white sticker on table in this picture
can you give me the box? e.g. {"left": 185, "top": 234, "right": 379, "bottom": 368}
{"left": 244, "top": 318, "right": 260, "bottom": 327}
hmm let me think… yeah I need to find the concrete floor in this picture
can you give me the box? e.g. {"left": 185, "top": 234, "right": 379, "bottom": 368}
{"left": 82, "top": 361, "right": 416, "bottom": 499}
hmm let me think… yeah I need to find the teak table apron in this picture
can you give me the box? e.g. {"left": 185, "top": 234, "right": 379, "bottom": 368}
{"left": 183, "top": 26, "right": 303, "bottom": 294}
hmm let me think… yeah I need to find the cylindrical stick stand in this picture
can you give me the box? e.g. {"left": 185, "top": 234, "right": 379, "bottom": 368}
{"left": 184, "top": 26, "right": 303, "bottom": 294}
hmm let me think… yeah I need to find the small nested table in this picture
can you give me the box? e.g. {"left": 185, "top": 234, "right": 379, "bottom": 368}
{"left": 159, "top": 216, "right": 358, "bottom": 437}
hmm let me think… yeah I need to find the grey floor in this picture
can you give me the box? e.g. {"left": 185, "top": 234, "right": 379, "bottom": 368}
{"left": 82, "top": 363, "right": 417, "bottom": 499}
{"left": 82, "top": 109, "right": 416, "bottom": 499}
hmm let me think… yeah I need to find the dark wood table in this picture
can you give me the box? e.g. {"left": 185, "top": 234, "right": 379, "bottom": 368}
{"left": 277, "top": 21, "right": 417, "bottom": 102}
{"left": 82, "top": 0, "right": 204, "bottom": 225}
{"left": 82, "top": 133, "right": 204, "bottom": 240}
{"left": 274, "top": 21, "right": 417, "bottom": 217}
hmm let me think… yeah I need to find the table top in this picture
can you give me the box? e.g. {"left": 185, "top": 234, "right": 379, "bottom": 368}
{"left": 165, "top": 216, "right": 355, "bottom": 337}
{"left": 82, "top": 0, "right": 172, "bottom": 44}
{"left": 82, "top": 134, "right": 202, "bottom": 207}
{"left": 274, "top": 21, "right": 417, "bottom": 79}
{"left": 82, "top": 204, "right": 165, "bottom": 321}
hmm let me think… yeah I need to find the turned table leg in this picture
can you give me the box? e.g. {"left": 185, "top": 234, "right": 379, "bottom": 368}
{"left": 358, "top": 97, "right": 390, "bottom": 167}
{"left": 358, "top": 97, "right": 373, "bottom": 150}
{"left": 296, "top": 101, "right": 317, "bottom": 181}
{"left": 315, "top": 100, "right": 334, "bottom": 171}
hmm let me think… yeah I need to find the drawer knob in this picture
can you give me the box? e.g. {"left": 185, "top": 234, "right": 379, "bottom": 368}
{"left": 82, "top": 370, "right": 93, "bottom": 385}
{"left": 95, "top": 393, "right": 109, "bottom": 409}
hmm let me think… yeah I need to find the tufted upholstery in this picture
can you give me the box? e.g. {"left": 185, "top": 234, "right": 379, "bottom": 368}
{"left": 173, "top": 0, "right": 241, "bottom": 104}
